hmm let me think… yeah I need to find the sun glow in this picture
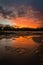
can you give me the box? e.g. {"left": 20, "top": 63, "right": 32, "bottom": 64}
{"left": 8, "top": 17, "right": 40, "bottom": 28}
{"left": 0, "top": 6, "right": 42, "bottom": 28}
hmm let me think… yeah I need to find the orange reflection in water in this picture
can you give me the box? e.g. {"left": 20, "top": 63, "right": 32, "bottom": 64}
{"left": 0, "top": 35, "right": 40, "bottom": 56}
{"left": 11, "top": 36, "right": 39, "bottom": 49}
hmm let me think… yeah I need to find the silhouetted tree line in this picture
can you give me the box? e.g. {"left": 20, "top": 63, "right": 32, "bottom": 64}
{"left": 0, "top": 25, "right": 43, "bottom": 31}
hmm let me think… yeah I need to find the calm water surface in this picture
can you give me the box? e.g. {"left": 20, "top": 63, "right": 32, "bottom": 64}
{"left": 0, "top": 34, "right": 43, "bottom": 65}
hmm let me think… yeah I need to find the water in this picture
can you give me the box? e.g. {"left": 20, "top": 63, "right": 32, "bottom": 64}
{"left": 0, "top": 33, "right": 43, "bottom": 65}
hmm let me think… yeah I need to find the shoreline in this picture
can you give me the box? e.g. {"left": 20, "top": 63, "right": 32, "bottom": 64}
{"left": 0, "top": 31, "right": 43, "bottom": 35}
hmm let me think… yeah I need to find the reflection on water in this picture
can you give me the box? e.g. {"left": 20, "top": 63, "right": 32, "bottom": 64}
{"left": 0, "top": 34, "right": 43, "bottom": 65}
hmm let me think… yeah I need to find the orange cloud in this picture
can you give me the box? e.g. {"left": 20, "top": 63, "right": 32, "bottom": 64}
{"left": 0, "top": 6, "right": 42, "bottom": 28}
{"left": 8, "top": 17, "right": 41, "bottom": 28}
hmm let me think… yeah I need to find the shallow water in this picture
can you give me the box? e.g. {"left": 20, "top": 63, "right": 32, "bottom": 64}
{"left": 0, "top": 33, "right": 43, "bottom": 65}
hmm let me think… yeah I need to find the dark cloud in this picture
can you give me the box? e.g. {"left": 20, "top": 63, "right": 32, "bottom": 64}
{"left": 0, "top": 5, "right": 26, "bottom": 18}
{"left": 0, "top": 5, "right": 43, "bottom": 26}
{"left": 0, "top": 4, "right": 43, "bottom": 28}
{"left": 0, "top": 6, "right": 3, "bottom": 13}
{"left": 0, "top": 0, "right": 43, "bottom": 19}
{"left": 0, "top": 0, "right": 43, "bottom": 11}
{"left": 17, "top": 6, "right": 26, "bottom": 17}
{"left": 0, "top": 6, "right": 14, "bottom": 19}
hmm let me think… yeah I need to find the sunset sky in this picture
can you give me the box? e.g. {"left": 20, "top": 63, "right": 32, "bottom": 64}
{"left": 0, "top": 0, "right": 43, "bottom": 28}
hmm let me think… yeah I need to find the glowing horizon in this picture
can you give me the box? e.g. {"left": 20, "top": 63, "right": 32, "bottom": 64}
{"left": 0, "top": 5, "right": 43, "bottom": 28}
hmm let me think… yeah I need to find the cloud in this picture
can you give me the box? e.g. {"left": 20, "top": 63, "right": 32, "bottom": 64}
{"left": 0, "top": 6, "right": 12, "bottom": 18}
{"left": 0, "top": 0, "right": 43, "bottom": 10}
{"left": 0, "top": 5, "right": 43, "bottom": 26}
{"left": 0, "top": 0, "right": 43, "bottom": 28}
{"left": 0, "top": 5, "right": 43, "bottom": 17}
